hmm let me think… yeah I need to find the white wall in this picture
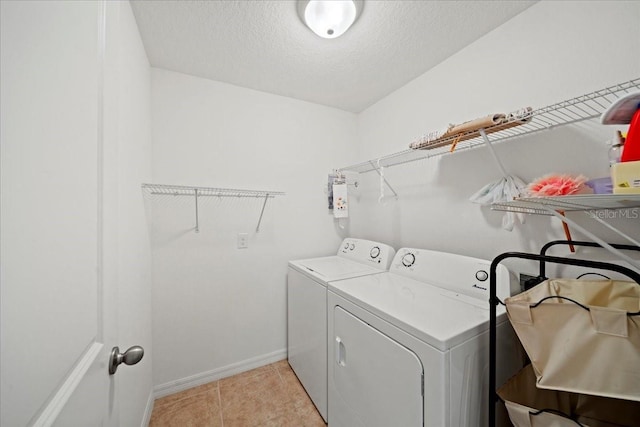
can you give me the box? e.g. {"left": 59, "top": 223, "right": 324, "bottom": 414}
{"left": 351, "top": 1, "right": 640, "bottom": 276}
{"left": 150, "top": 69, "right": 358, "bottom": 392}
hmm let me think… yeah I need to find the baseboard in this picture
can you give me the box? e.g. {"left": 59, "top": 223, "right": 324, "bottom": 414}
{"left": 153, "top": 348, "right": 287, "bottom": 399}
{"left": 141, "top": 389, "right": 154, "bottom": 427}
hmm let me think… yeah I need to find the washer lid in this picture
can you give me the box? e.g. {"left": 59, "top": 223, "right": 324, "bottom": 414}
{"left": 329, "top": 272, "right": 506, "bottom": 352}
{"left": 290, "top": 256, "right": 383, "bottom": 282}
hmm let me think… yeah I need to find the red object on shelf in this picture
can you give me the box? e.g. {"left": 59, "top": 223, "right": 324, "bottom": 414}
{"left": 621, "top": 108, "right": 640, "bottom": 162}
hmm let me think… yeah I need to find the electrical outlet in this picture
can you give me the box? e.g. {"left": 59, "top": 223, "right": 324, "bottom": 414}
{"left": 519, "top": 273, "right": 541, "bottom": 291}
{"left": 237, "top": 233, "right": 248, "bottom": 249}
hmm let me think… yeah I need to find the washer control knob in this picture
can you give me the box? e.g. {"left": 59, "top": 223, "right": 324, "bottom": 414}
{"left": 344, "top": 242, "right": 350, "bottom": 250}
{"left": 370, "top": 246, "right": 381, "bottom": 259}
{"left": 349, "top": 243, "right": 355, "bottom": 251}
{"left": 402, "top": 253, "right": 416, "bottom": 267}
{"left": 475, "top": 270, "right": 489, "bottom": 282}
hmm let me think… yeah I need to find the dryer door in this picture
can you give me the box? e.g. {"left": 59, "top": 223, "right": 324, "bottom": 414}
{"left": 330, "top": 306, "right": 423, "bottom": 427}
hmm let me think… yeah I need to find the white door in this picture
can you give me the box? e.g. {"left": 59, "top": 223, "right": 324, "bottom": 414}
{"left": 1, "top": 1, "right": 128, "bottom": 425}
{"left": 330, "top": 306, "right": 424, "bottom": 427}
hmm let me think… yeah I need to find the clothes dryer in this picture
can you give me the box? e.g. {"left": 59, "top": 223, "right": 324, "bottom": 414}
{"left": 287, "top": 238, "right": 395, "bottom": 422}
{"left": 327, "top": 248, "right": 523, "bottom": 426}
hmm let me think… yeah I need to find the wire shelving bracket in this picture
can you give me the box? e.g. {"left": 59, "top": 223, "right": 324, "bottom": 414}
{"left": 142, "top": 183, "right": 285, "bottom": 233}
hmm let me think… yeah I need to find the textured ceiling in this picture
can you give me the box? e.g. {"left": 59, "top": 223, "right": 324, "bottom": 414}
{"left": 131, "top": 0, "right": 536, "bottom": 113}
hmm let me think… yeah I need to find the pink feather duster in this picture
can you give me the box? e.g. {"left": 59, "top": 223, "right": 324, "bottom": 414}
{"left": 527, "top": 174, "right": 592, "bottom": 197}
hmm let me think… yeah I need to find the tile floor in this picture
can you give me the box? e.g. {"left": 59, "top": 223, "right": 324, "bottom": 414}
{"left": 149, "top": 360, "right": 326, "bottom": 426}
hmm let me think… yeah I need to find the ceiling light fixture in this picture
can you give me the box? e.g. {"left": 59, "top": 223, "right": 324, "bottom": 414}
{"left": 297, "top": 0, "right": 363, "bottom": 39}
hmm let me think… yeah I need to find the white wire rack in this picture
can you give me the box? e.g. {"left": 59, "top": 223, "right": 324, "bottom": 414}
{"left": 142, "top": 183, "right": 285, "bottom": 232}
{"left": 491, "top": 194, "right": 640, "bottom": 215}
{"left": 492, "top": 194, "right": 640, "bottom": 269}
{"left": 338, "top": 79, "right": 640, "bottom": 174}
{"left": 335, "top": 79, "right": 640, "bottom": 267}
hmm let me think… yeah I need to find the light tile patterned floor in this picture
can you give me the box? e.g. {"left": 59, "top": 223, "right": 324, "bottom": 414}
{"left": 149, "top": 360, "right": 326, "bottom": 427}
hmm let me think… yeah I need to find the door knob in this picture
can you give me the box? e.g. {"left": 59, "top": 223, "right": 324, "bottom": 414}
{"left": 109, "top": 345, "right": 144, "bottom": 375}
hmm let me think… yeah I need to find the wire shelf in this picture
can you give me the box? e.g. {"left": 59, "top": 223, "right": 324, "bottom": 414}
{"left": 491, "top": 194, "right": 640, "bottom": 215}
{"left": 492, "top": 194, "right": 640, "bottom": 262}
{"left": 142, "top": 183, "right": 285, "bottom": 232}
{"left": 142, "top": 183, "right": 285, "bottom": 198}
{"left": 338, "top": 79, "right": 640, "bottom": 174}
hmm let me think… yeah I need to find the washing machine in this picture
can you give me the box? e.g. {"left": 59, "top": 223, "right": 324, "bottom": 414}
{"left": 287, "top": 238, "right": 395, "bottom": 422}
{"left": 327, "top": 248, "right": 523, "bottom": 427}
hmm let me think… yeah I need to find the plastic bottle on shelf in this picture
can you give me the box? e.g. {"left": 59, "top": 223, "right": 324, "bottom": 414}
{"left": 608, "top": 131, "right": 624, "bottom": 166}
{"left": 609, "top": 144, "right": 623, "bottom": 166}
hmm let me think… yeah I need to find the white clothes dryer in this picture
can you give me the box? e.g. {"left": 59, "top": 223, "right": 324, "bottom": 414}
{"left": 327, "top": 248, "right": 523, "bottom": 427}
{"left": 287, "top": 238, "right": 395, "bottom": 422}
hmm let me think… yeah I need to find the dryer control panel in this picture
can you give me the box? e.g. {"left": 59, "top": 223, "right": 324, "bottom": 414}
{"left": 391, "top": 248, "right": 512, "bottom": 304}
{"left": 337, "top": 238, "right": 396, "bottom": 270}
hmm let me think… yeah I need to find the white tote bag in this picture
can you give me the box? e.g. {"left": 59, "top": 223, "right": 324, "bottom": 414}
{"left": 505, "top": 279, "right": 640, "bottom": 402}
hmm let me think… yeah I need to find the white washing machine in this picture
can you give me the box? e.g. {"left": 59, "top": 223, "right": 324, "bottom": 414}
{"left": 327, "top": 248, "right": 523, "bottom": 427}
{"left": 288, "top": 238, "right": 395, "bottom": 422}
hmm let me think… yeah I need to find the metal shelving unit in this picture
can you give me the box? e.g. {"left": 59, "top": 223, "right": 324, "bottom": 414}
{"left": 142, "top": 183, "right": 285, "bottom": 233}
{"left": 337, "top": 79, "right": 640, "bottom": 174}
